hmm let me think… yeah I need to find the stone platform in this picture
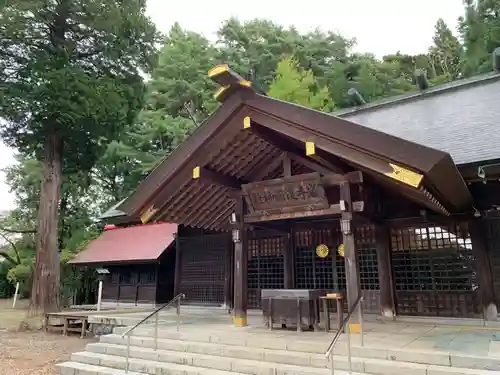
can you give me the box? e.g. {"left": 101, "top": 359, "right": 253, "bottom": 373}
{"left": 57, "top": 306, "right": 500, "bottom": 375}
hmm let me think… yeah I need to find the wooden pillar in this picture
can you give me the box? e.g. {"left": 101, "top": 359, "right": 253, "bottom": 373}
{"left": 154, "top": 264, "right": 160, "bottom": 306}
{"left": 224, "top": 235, "right": 234, "bottom": 311}
{"left": 233, "top": 196, "right": 248, "bottom": 327}
{"left": 284, "top": 223, "right": 295, "bottom": 289}
{"left": 116, "top": 270, "right": 121, "bottom": 305}
{"left": 340, "top": 182, "right": 361, "bottom": 331}
{"left": 282, "top": 153, "right": 294, "bottom": 289}
{"left": 469, "top": 219, "right": 498, "bottom": 321}
{"left": 173, "top": 231, "right": 182, "bottom": 297}
{"left": 374, "top": 224, "right": 396, "bottom": 319}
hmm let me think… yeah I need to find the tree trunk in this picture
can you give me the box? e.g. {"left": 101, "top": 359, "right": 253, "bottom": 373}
{"left": 28, "top": 133, "right": 62, "bottom": 315}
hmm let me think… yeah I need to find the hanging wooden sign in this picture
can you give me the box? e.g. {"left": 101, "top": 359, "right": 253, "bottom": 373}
{"left": 242, "top": 172, "right": 329, "bottom": 216}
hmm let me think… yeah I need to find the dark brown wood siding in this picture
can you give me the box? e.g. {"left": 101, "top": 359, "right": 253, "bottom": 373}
{"left": 178, "top": 233, "right": 231, "bottom": 305}
{"left": 102, "top": 264, "right": 158, "bottom": 305}
{"left": 390, "top": 222, "right": 481, "bottom": 318}
{"left": 484, "top": 215, "right": 500, "bottom": 307}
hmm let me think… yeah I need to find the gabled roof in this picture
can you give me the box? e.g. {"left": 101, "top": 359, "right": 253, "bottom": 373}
{"left": 117, "top": 67, "right": 472, "bottom": 230}
{"left": 69, "top": 222, "right": 177, "bottom": 265}
{"left": 336, "top": 72, "right": 500, "bottom": 165}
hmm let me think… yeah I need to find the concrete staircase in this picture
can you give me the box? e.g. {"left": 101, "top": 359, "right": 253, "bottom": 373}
{"left": 58, "top": 325, "right": 500, "bottom": 375}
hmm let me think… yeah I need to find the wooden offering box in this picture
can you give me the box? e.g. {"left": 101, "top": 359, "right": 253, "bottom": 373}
{"left": 261, "top": 289, "right": 324, "bottom": 331}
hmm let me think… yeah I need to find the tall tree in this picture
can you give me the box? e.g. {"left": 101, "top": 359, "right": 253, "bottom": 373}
{"left": 429, "top": 18, "right": 463, "bottom": 80}
{"left": 0, "top": 1, "right": 158, "bottom": 313}
{"left": 99, "top": 25, "right": 215, "bottom": 193}
{"left": 458, "top": 0, "right": 494, "bottom": 76}
{"left": 148, "top": 23, "right": 219, "bottom": 121}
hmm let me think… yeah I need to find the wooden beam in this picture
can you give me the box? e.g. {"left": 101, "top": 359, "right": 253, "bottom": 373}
{"left": 322, "top": 171, "right": 363, "bottom": 186}
{"left": 248, "top": 152, "right": 284, "bottom": 181}
{"left": 289, "top": 153, "right": 335, "bottom": 175}
{"left": 250, "top": 222, "right": 289, "bottom": 234}
{"left": 304, "top": 140, "right": 346, "bottom": 174}
{"left": 192, "top": 166, "right": 244, "bottom": 190}
{"left": 244, "top": 201, "right": 364, "bottom": 223}
{"left": 282, "top": 153, "right": 292, "bottom": 177}
{"left": 245, "top": 121, "right": 347, "bottom": 174}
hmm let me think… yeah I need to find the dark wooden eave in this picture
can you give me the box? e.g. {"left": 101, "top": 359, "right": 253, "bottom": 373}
{"left": 118, "top": 73, "right": 472, "bottom": 231}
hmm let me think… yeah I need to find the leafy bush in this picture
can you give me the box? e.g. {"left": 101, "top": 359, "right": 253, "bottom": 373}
{"left": 0, "top": 262, "right": 15, "bottom": 298}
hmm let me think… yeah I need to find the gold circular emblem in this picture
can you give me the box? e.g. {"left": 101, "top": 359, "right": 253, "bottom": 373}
{"left": 338, "top": 243, "right": 345, "bottom": 257}
{"left": 316, "top": 244, "right": 329, "bottom": 258}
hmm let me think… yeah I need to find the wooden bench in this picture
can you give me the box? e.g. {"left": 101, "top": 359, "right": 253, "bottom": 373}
{"left": 44, "top": 313, "right": 88, "bottom": 338}
{"left": 320, "top": 292, "right": 344, "bottom": 332}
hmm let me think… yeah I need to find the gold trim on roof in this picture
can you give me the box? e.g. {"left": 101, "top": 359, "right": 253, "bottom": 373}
{"left": 140, "top": 205, "right": 158, "bottom": 224}
{"left": 192, "top": 166, "right": 200, "bottom": 179}
{"left": 306, "top": 141, "right": 315, "bottom": 156}
{"left": 214, "top": 86, "right": 229, "bottom": 100}
{"left": 208, "top": 64, "right": 229, "bottom": 77}
{"left": 384, "top": 163, "right": 423, "bottom": 188}
{"left": 243, "top": 116, "right": 251, "bottom": 129}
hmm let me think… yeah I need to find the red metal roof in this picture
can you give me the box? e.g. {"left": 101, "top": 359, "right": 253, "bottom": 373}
{"left": 69, "top": 222, "right": 177, "bottom": 264}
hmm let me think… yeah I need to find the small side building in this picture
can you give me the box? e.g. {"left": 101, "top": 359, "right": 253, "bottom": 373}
{"left": 69, "top": 220, "right": 178, "bottom": 307}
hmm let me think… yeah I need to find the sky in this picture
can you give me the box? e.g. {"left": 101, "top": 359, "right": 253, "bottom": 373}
{"left": 0, "top": 0, "right": 465, "bottom": 211}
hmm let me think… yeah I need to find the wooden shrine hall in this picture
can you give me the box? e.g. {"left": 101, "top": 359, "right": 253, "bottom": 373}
{"left": 114, "top": 64, "right": 500, "bottom": 326}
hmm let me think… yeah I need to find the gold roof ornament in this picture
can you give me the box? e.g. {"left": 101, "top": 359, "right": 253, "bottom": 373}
{"left": 208, "top": 64, "right": 253, "bottom": 102}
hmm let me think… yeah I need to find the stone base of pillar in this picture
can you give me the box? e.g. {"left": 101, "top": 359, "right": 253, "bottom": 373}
{"left": 484, "top": 303, "right": 498, "bottom": 321}
{"left": 233, "top": 315, "right": 248, "bottom": 327}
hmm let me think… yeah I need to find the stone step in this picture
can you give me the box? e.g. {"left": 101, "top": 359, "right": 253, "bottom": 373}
{"left": 108, "top": 328, "right": 500, "bottom": 372}
{"left": 57, "top": 360, "right": 252, "bottom": 375}
{"left": 112, "top": 326, "right": 336, "bottom": 352}
{"left": 69, "top": 351, "right": 367, "bottom": 375}
{"left": 86, "top": 341, "right": 352, "bottom": 370}
{"left": 76, "top": 342, "right": 500, "bottom": 375}
{"left": 57, "top": 361, "right": 142, "bottom": 375}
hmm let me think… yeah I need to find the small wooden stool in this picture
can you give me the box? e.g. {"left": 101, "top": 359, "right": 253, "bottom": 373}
{"left": 320, "top": 293, "right": 344, "bottom": 332}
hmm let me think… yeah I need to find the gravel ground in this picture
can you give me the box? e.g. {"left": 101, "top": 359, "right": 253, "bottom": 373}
{"left": 0, "top": 299, "right": 91, "bottom": 374}
{"left": 0, "top": 330, "right": 91, "bottom": 375}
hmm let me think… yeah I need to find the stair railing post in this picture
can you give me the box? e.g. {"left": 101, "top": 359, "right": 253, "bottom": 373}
{"left": 176, "top": 296, "right": 181, "bottom": 332}
{"left": 154, "top": 311, "right": 159, "bottom": 351}
{"left": 347, "top": 319, "right": 352, "bottom": 374}
{"left": 358, "top": 296, "right": 364, "bottom": 347}
{"left": 330, "top": 350, "right": 335, "bottom": 375}
{"left": 125, "top": 334, "right": 131, "bottom": 373}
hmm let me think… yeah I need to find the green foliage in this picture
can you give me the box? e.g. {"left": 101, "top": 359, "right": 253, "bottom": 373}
{"left": 0, "top": 1, "right": 158, "bottom": 171}
{"left": 268, "top": 58, "right": 334, "bottom": 111}
{"left": 0, "top": 1, "right": 159, "bottom": 310}
{"left": 150, "top": 23, "right": 219, "bottom": 119}
{"left": 217, "top": 18, "right": 354, "bottom": 92}
{"left": 0, "top": 262, "right": 15, "bottom": 298}
{"left": 428, "top": 18, "right": 463, "bottom": 81}
{"left": 459, "top": 0, "right": 500, "bottom": 76}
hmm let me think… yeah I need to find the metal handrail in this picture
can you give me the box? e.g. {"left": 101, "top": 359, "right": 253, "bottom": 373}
{"left": 324, "top": 294, "right": 364, "bottom": 375}
{"left": 121, "top": 293, "right": 185, "bottom": 373}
